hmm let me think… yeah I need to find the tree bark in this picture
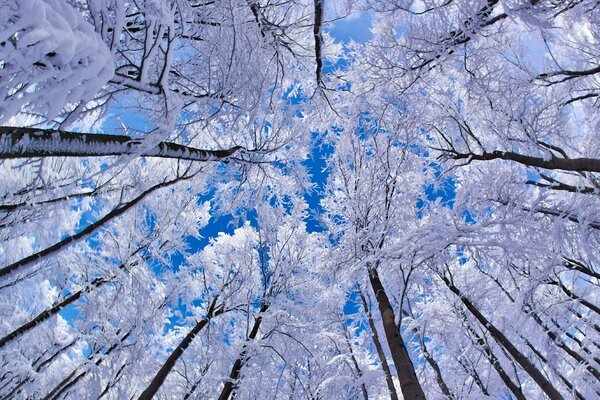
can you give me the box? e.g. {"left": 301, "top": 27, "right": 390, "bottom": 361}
{"left": 138, "top": 296, "right": 223, "bottom": 400}
{"left": 459, "top": 311, "right": 526, "bottom": 400}
{"left": 0, "top": 252, "right": 142, "bottom": 348}
{"left": 368, "top": 267, "right": 426, "bottom": 400}
{"left": 217, "top": 302, "right": 269, "bottom": 400}
{"left": 0, "top": 126, "right": 246, "bottom": 161}
{"left": 449, "top": 149, "right": 600, "bottom": 173}
{"left": 357, "top": 286, "right": 399, "bottom": 400}
{"left": 341, "top": 320, "right": 369, "bottom": 400}
{"left": 418, "top": 337, "right": 454, "bottom": 399}
{"left": 0, "top": 174, "right": 190, "bottom": 281}
{"left": 441, "top": 276, "right": 564, "bottom": 400}
{"left": 42, "top": 330, "right": 132, "bottom": 400}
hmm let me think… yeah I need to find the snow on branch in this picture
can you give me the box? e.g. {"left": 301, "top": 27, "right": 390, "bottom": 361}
{"left": 0, "top": 0, "right": 114, "bottom": 123}
{"left": 0, "top": 126, "right": 250, "bottom": 162}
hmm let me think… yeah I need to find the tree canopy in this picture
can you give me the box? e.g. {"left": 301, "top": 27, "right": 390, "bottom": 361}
{"left": 1, "top": 0, "right": 599, "bottom": 399}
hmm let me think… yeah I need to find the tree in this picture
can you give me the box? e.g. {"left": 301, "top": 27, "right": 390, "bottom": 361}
{"left": 2, "top": 0, "right": 600, "bottom": 398}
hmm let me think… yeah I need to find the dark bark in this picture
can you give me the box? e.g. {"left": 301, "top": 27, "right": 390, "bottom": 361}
{"left": 341, "top": 320, "right": 369, "bottom": 400}
{"left": 441, "top": 276, "right": 564, "bottom": 400}
{"left": 563, "top": 258, "right": 600, "bottom": 280}
{"left": 138, "top": 296, "right": 223, "bottom": 400}
{"left": 460, "top": 312, "right": 526, "bottom": 400}
{"left": 412, "top": 0, "right": 507, "bottom": 71}
{"left": 0, "top": 126, "right": 246, "bottom": 161}
{"left": 358, "top": 287, "right": 399, "bottom": 400}
{"left": 368, "top": 267, "right": 426, "bottom": 400}
{"left": 217, "top": 302, "right": 269, "bottom": 400}
{"left": 418, "top": 337, "right": 454, "bottom": 399}
{"left": 313, "top": 0, "right": 324, "bottom": 86}
{"left": 0, "top": 189, "right": 98, "bottom": 213}
{"left": 524, "top": 338, "right": 586, "bottom": 400}
{"left": 0, "top": 279, "right": 103, "bottom": 348}
{"left": 526, "top": 308, "right": 600, "bottom": 381}
{"left": 0, "top": 174, "right": 190, "bottom": 280}
{"left": 458, "top": 357, "right": 490, "bottom": 396}
{"left": 547, "top": 279, "right": 600, "bottom": 316}
{"left": 42, "top": 330, "right": 132, "bottom": 400}
{"left": 448, "top": 149, "right": 600, "bottom": 173}
{"left": 0, "top": 251, "right": 142, "bottom": 348}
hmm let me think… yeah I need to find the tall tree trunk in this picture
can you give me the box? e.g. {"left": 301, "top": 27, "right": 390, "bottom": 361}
{"left": 368, "top": 267, "right": 426, "bottom": 400}
{"left": 357, "top": 286, "right": 399, "bottom": 400}
{"left": 0, "top": 250, "right": 144, "bottom": 348}
{"left": 524, "top": 338, "right": 586, "bottom": 400}
{"left": 418, "top": 336, "right": 454, "bottom": 399}
{"left": 217, "top": 302, "right": 269, "bottom": 400}
{"left": 0, "top": 126, "right": 246, "bottom": 162}
{"left": 138, "top": 296, "right": 223, "bottom": 400}
{"left": 42, "top": 329, "right": 132, "bottom": 400}
{"left": 459, "top": 311, "right": 526, "bottom": 400}
{"left": 447, "top": 148, "right": 600, "bottom": 173}
{"left": 341, "top": 320, "right": 369, "bottom": 400}
{"left": 525, "top": 307, "right": 600, "bottom": 380}
{"left": 0, "top": 173, "right": 192, "bottom": 281}
{"left": 441, "top": 276, "right": 564, "bottom": 400}
{"left": 457, "top": 357, "right": 490, "bottom": 396}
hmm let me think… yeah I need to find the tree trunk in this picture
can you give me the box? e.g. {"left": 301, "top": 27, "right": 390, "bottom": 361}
{"left": 459, "top": 311, "right": 526, "bottom": 400}
{"left": 524, "top": 338, "right": 586, "bottom": 400}
{"left": 138, "top": 296, "right": 223, "bottom": 400}
{"left": 0, "top": 126, "right": 245, "bottom": 162}
{"left": 341, "top": 320, "right": 369, "bottom": 400}
{"left": 418, "top": 337, "right": 454, "bottom": 399}
{"left": 217, "top": 303, "right": 269, "bottom": 400}
{"left": 449, "top": 149, "right": 600, "bottom": 173}
{"left": 357, "top": 286, "right": 399, "bottom": 400}
{"left": 42, "top": 330, "right": 132, "bottom": 400}
{"left": 441, "top": 276, "right": 564, "bottom": 400}
{"left": 0, "top": 174, "right": 191, "bottom": 281}
{"left": 368, "top": 267, "right": 426, "bottom": 400}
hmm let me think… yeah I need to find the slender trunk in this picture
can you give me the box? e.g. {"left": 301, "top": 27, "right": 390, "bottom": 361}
{"left": 217, "top": 303, "right": 269, "bottom": 400}
{"left": 357, "top": 287, "right": 399, "bottom": 400}
{"left": 368, "top": 267, "right": 426, "bottom": 400}
{"left": 441, "top": 276, "right": 564, "bottom": 400}
{"left": 418, "top": 337, "right": 454, "bottom": 399}
{"left": 548, "top": 279, "right": 600, "bottom": 316}
{"left": 524, "top": 338, "right": 586, "bottom": 400}
{"left": 138, "top": 296, "right": 223, "bottom": 400}
{"left": 313, "top": 0, "right": 324, "bottom": 86}
{"left": 1, "top": 250, "right": 143, "bottom": 348}
{"left": 458, "top": 357, "right": 490, "bottom": 396}
{"left": 341, "top": 320, "right": 369, "bottom": 400}
{"left": 0, "top": 339, "right": 77, "bottom": 399}
{"left": 42, "top": 330, "right": 132, "bottom": 400}
{"left": 460, "top": 311, "right": 526, "bottom": 400}
{"left": 0, "top": 126, "right": 245, "bottom": 162}
{"left": 563, "top": 258, "right": 600, "bottom": 280}
{"left": 449, "top": 149, "right": 600, "bottom": 173}
{"left": 0, "top": 174, "right": 190, "bottom": 281}
{"left": 0, "top": 278, "right": 106, "bottom": 348}
{"left": 526, "top": 308, "right": 600, "bottom": 380}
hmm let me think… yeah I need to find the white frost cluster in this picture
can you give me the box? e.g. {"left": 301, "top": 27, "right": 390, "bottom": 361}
{"left": 0, "top": 0, "right": 114, "bottom": 123}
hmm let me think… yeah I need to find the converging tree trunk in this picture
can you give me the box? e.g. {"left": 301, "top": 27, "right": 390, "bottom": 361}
{"left": 368, "top": 266, "right": 426, "bottom": 400}
{"left": 0, "top": 127, "right": 248, "bottom": 162}
{"left": 138, "top": 296, "right": 224, "bottom": 400}
{"left": 0, "top": 173, "right": 194, "bottom": 281}
{"left": 441, "top": 275, "right": 564, "bottom": 400}
{"left": 357, "top": 286, "right": 399, "bottom": 400}
{"left": 217, "top": 302, "right": 269, "bottom": 400}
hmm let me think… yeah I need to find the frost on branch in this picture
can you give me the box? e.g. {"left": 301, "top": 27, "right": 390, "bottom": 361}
{"left": 0, "top": 0, "right": 114, "bottom": 123}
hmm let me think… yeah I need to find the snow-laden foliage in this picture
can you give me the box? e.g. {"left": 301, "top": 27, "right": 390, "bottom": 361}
{"left": 1, "top": 0, "right": 599, "bottom": 399}
{"left": 0, "top": 0, "right": 114, "bottom": 123}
